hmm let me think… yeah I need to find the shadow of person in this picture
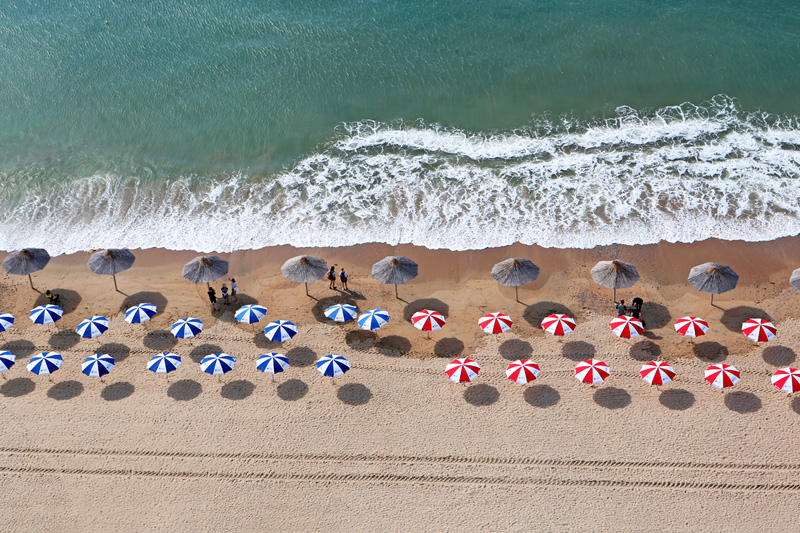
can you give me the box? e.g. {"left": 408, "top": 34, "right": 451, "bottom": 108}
{"left": 692, "top": 342, "right": 728, "bottom": 363}
{"left": 337, "top": 383, "right": 372, "bottom": 405}
{"left": 0, "top": 377, "right": 35, "bottom": 397}
{"left": 47, "top": 380, "right": 84, "bottom": 400}
{"left": 403, "top": 299, "right": 449, "bottom": 322}
{"left": 143, "top": 330, "right": 178, "bottom": 351}
{"left": 48, "top": 330, "right": 81, "bottom": 350}
{"left": 345, "top": 330, "right": 377, "bottom": 351}
{"left": 221, "top": 380, "right": 255, "bottom": 400}
{"left": 311, "top": 295, "right": 358, "bottom": 324}
{"left": 434, "top": 337, "right": 464, "bottom": 358}
{"left": 523, "top": 302, "right": 575, "bottom": 328}
{"left": 498, "top": 339, "right": 533, "bottom": 361}
{"left": 561, "top": 340, "right": 596, "bottom": 361}
{"left": 762, "top": 346, "right": 797, "bottom": 367}
{"left": 523, "top": 384, "right": 560, "bottom": 408}
{"left": 639, "top": 301, "right": 671, "bottom": 329}
{"left": 463, "top": 384, "right": 499, "bottom": 406}
{"left": 720, "top": 306, "right": 771, "bottom": 333}
{"left": 374, "top": 335, "right": 411, "bottom": 357}
{"left": 167, "top": 379, "right": 202, "bottom": 401}
{"left": 101, "top": 382, "right": 134, "bottom": 401}
{"left": 97, "top": 342, "right": 131, "bottom": 363}
{"left": 593, "top": 387, "right": 631, "bottom": 409}
{"left": 658, "top": 389, "right": 695, "bottom": 410}
{"left": 1, "top": 340, "right": 36, "bottom": 359}
{"left": 629, "top": 340, "right": 662, "bottom": 361}
{"left": 277, "top": 379, "right": 309, "bottom": 401}
{"left": 120, "top": 291, "right": 168, "bottom": 314}
{"left": 35, "top": 289, "right": 82, "bottom": 314}
{"left": 188, "top": 344, "right": 224, "bottom": 364}
{"left": 285, "top": 347, "right": 317, "bottom": 367}
{"left": 724, "top": 391, "right": 762, "bottom": 413}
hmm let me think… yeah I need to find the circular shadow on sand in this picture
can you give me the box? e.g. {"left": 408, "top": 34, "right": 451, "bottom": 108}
{"left": 523, "top": 301, "right": 574, "bottom": 328}
{"left": 35, "top": 289, "right": 81, "bottom": 314}
{"left": 499, "top": 339, "right": 532, "bottom": 361}
{"left": 221, "top": 380, "right": 255, "bottom": 400}
{"left": 167, "top": 379, "right": 202, "bottom": 401}
{"left": 48, "top": 330, "right": 80, "bottom": 350}
{"left": 143, "top": 330, "right": 178, "bottom": 351}
{"left": 188, "top": 344, "right": 224, "bottom": 364}
{"left": 97, "top": 342, "right": 131, "bottom": 363}
{"left": 277, "top": 379, "right": 308, "bottom": 401}
{"left": 724, "top": 391, "right": 761, "bottom": 413}
{"left": 792, "top": 396, "right": 800, "bottom": 415}
{"left": 593, "top": 387, "right": 631, "bottom": 409}
{"left": 253, "top": 332, "right": 284, "bottom": 351}
{"left": 285, "top": 347, "right": 317, "bottom": 367}
{"left": 720, "top": 306, "right": 771, "bottom": 333}
{"left": 1, "top": 340, "right": 36, "bottom": 359}
{"left": 120, "top": 291, "right": 168, "bottom": 314}
{"left": 762, "top": 346, "right": 796, "bottom": 367}
{"left": 345, "top": 330, "right": 377, "bottom": 351}
{"left": 375, "top": 335, "right": 411, "bottom": 357}
{"left": 561, "top": 340, "right": 596, "bottom": 362}
{"left": 101, "top": 382, "right": 134, "bottom": 401}
{"left": 463, "top": 384, "right": 499, "bottom": 406}
{"left": 0, "top": 377, "right": 35, "bottom": 397}
{"left": 311, "top": 296, "right": 358, "bottom": 324}
{"left": 403, "top": 298, "right": 449, "bottom": 322}
{"left": 47, "top": 380, "right": 84, "bottom": 401}
{"left": 629, "top": 340, "right": 662, "bottom": 362}
{"left": 523, "top": 384, "right": 560, "bottom": 408}
{"left": 337, "top": 383, "right": 372, "bottom": 405}
{"left": 692, "top": 342, "right": 728, "bottom": 363}
{"left": 658, "top": 389, "right": 695, "bottom": 410}
{"left": 640, "top": 301, "right": 671, "bottom": 329}
{"left": 434, "top": 337, "right": 464, "bottom": 358}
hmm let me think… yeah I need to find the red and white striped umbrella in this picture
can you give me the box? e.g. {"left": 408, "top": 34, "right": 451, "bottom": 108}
{"left": 705, "top": 363, "right": 740, "bottom": 389}
{"left": 478, "top": 312, "right": 513, "bottom": 334}
{"left": 411, "top": 309, "right": 446, "bottom": 332}
{"left": 505, "top": 359, "right": 540, "bottom": 385}
{"left": 772, "top": 367, "right": 800, "bottom": 394}
{"left": 574, "top": 358, "right": 610, "bottom": 385}
{"left": 541, "top": 314, "right": 576, "bottom": 336}
{"left": 609, "top": 315, "right": 643, "bottom": 339}
{"left": 674, "top": 316, "right": 709, "bottom": 338}
{"left": 639, "top": 361, "right": 675, "bottom": 386}
{"left": 445, "top": 358, "right": 480, "bottom": 383}
{"left": 741, "top": 318, "right": 776, "bottom": 342}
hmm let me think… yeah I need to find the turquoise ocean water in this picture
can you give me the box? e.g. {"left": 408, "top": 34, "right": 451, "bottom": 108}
{"left": 2, "top": 0, "right": 800, "bottom": 253}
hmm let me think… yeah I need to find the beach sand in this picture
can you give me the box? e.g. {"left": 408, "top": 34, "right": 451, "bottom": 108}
{"left": 2, "top": 238, "right": 800, "bottom": 531}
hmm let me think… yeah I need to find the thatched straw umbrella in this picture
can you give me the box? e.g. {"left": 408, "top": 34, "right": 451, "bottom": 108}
{"left": 688, "top": 262, "right": 738, "bottom": 305}
{"left": 491, "top": 258, "right": 539, "bottom": 302}
{"left": 281, "top": 255, "right": 328, "bottom": 296}
{"left": 591, "top": 260, "right": 640, "bottom": 302}
{"left": 182, "top": 255, "right": 229, "bottom": 288}
{"left": 372, "top": 256, "right": 418, "bottom": 299}
{"left": 2, "top": 248, "right": 50, "bottom": 290}
{"left": 790, "top": 268, "right": 800, "bottom": 292}
{"left": 88, "top": 249, "right": 135, "bottom": 292}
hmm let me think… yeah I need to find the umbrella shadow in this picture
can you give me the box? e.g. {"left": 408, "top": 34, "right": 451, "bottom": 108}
{"left": 593, "top": 387, "right": 631, "bottom": 409}
{"left": 692, "top": 341, "right": 728, "bottom": 363}
{"left": 629, "top": 340, "right": 662, "bottom": 361}
{"left": 640, "top": 301, "right": 671, "bottom": 329}
{"left": 345, "top": 330, "right": 377, "bottom": 351}
{"left": 374, "top": 335, "right": 411, "bottom": 357}
{"left": 143, "top": 330, "right": 178, "bottom": 351}
{"left": 48, "top": 330, "right": 81, "bottom": 350}
{"left": 120, "top": 291, "right": 168, "bottom": 314}
{"left": 47, "top": 380, "right": 84, "bottom": 400}
{"left": 277, "top": 379, "right": 308, "bottom": 401}
{"left": 35, "top": 288, "right": 82, "bottom": 315}
{"left": 523, "top": 301, "right": 574, "bottom": 328}
{"left": 761, "top": 346, "right": 796, "bottom": 366}
{"left": 337, "top": 383, "right": 372, "bottom": 405}
{"left": 285, "top": 347, "right": 317, "bottom": 367}
{"left": 659, "top": 389, "right": 695, "bottom": 410}
{"left": 463, "top": 384, "right": 499, "bottom": 406}
{"left": 311, "top": 296, "right": 358, "bottom": 324}
{"left": 96, "top": 342, "right": 131, "bottom": 363}
{"left": 561, "top": 340, "right": 596, "bottom": 362}
{"left": 792, "top": 396, "right": 800, "bottom": 415}
{"left": 0, "top": 340, "right": 36, "bottom": 359}
{"left": 188, "top": 344, "right": 224, "bottom": 364}
{"left": 101, "top": 382, "right": 134, "bottom": 401}
{"left": 335, "top": 288, "right": 366, "bottom": 301}
{"left": 724, "top": 391, "right": 761, "bottom": 413}
{"left": 0, "top": 377, "right": 35, "bottom": 397}
{"left": 220, "top": 380, "right": 255, "bottom": 400}
{"left": 720, "top": 306, "right": 771, "bottom": 333}
{"left": 403, "top": 299, "right": 449, "bottom": 322}
{"left": 523, "top": 384, "right": 560, "bottom": 408}
{"left": 252, "top": 332, "right": 284, "bottom": 351}
{"left": 434, "top": 337, "right": 464, "bottom": 358}
{"left": 167, "top": 379, "right": 202, "bottom": 401}
{"left": 498, "top": 339, "right": 532, "bottom": 361}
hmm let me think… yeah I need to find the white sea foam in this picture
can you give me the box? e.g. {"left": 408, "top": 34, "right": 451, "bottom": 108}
{"left": 2, "top": 96, "right": 800, "bottom": 254}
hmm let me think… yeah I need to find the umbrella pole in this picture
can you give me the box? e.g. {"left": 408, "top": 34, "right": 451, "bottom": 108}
{"left": 305, "top": 282, "right": 309, "bottom": 297}
{"left": 28, "top": 273, "right": 35, "bottom": 291}
{"left": 515, "top": 286, "right": 519, "bottom": 302}
{"left": 395, "top": 284, "right": 398, "bottom": 299}
{"left": 613, "top": 288, "right": 616, "bottom": 303}
{"left": 113, "top": 273, "right": 118, "bottom": 292}
{"left": 710, "top": 294, "right": 714, "bottom": 306}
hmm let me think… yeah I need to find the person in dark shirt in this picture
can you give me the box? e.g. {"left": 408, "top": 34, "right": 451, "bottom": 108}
{"left": 616, "top": 300, "right": 627, "bottom": 316}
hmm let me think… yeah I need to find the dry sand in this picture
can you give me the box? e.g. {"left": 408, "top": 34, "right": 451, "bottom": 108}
{"left": 2, "top": 238, "right": 800, "bottom": 531}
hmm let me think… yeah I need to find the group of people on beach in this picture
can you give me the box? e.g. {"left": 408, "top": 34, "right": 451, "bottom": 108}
{"left": 327, "top": 265, "right": 349, "bottom": 291}
{"left": 615, "top": 297, "right": 646, "bottom": 327}
{"left": 207, "top": 278, "right": 238, "bottom": 311}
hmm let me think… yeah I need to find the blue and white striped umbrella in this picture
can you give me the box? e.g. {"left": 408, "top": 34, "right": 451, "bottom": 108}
{"left": 27, "top": 352, "right": 63, "bottom": 375}
{"left": 29, "top": 305, "right": 63, "bottom": 325}
{"left": 358, "top": 309, "right": 390, "bottom": 331}
{"left": 171, "top": 317, "right": 203, "bottom": 338}
{"left": 0, "top": 313, "right": 14, "bottom": 333}
{"left": 263, "top": 320, "right": 298, "bottom": 342}
{"left": 256, "top": 353, "right": 290, "bottom": 374}
{"left": 81, "top": 353, "right": 115, "bottom": 378}
{"left": 0, "top": 351, "right": 16, "bottom": 373}
{"left": 76, "top": 316, "right": 110, "bottom": 339}
{"left": 125, "top": 303, "right": 158, "bottom": 324}
{"left": 324, "top": 304, "right": 358, "bottom": 323}
{"left": 201, "top": 353, "right": 236, "bottom": 375}
{"left": 148, "top": 352, "right": 182, "bottom": 374}
{"left": 316, "top": 354, "right": 351, "bottom": 377}
{"left": 235, "top": 304, "right": 268, "bottom": 324}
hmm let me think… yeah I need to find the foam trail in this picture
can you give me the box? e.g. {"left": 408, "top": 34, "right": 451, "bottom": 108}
{"left": 2, "top": 96, "right": 800, "bottom": 254}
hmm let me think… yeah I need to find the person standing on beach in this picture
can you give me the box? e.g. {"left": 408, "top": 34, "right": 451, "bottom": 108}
{"left": 328, "top": 266, "right": 337, "bottom": 289}
{"left": 208, "top": 286, "right": 219, "bottom": 311}
{"left": 229, "top": 278, "right": 239, "bottom": 303}
{"left": 340, "top": 267, "right": 349, "bottom": 291}
{"left": 220, "top": 283, "right": 230, "bottom": 305}
{"left": 616, "top": 299, "right": 627, "bottom": 316}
